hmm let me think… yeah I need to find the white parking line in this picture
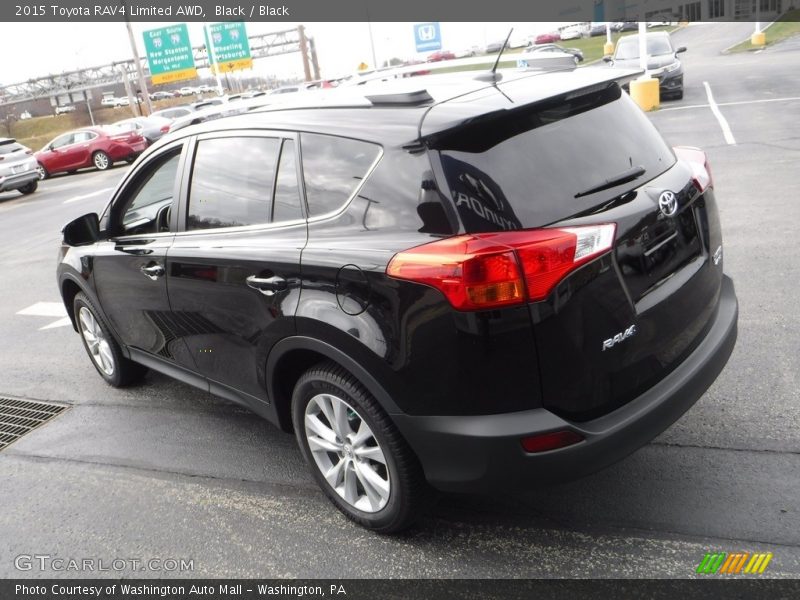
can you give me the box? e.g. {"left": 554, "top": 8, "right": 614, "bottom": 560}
{"left": 658, "top": 95, "right": 800, "bottom": 112}
{"left": 16, "top": 302, "right": 67, "bottom": 317}
{"left": 62, "top": 187, "right": 114, "bottom": 204}
{"left": 702, "top": 81, "right": 736, "bottom": 145}
{"left": 16, "top": 301, "right": 72, "bottom": 330}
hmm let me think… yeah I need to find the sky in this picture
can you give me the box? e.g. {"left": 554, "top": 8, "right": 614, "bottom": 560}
{"left": 0, "top": 21, "right": 564, "bottom": 86}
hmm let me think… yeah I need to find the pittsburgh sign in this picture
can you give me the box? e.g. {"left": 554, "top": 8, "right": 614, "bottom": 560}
{"left": 143, "top": 23, "right": 198, "bottom": 85}
{"left": 205, "top": 21, "right": 253, "bottom": 74}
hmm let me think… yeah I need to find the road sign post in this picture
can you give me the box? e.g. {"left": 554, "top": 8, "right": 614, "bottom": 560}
{"left": 142, "top": 24, "right": 198, "bottom": 85}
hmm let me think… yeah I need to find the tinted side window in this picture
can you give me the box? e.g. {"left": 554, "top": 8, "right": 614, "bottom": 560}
{"left": 272, "top": 140, "right": 303, "bottom": 222}
{"left": 187, "top": 136, "right": 279, "bottom": 231}
{"left": 300, "top": 133, "right": 380, "bottom": 216}
{"left": 118, "top": 149, "right": 182, "bottom": 236}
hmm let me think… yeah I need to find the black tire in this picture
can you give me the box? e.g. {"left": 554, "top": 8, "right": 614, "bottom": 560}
{"left": 674, "top": 89, "right": 684, "bottom": 100}
{"left": 93, "top": 151, "right": 111, "bottom": 171}
{"left": 73, "top": 292, "right": 148, "bottom": 387}
{"left": 36, "top": 163, "right": 48, "bottom": 180}
{"left": 18, "top": 181, "right": 37, "bottom": 195}
{"left": 292, "top": 361, "right": 432, "bottom": 533}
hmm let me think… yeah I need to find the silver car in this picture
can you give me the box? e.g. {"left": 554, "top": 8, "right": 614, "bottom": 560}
{"left": 110, "top": 116, "right": 172, "bottom": 146}
{"left": 0, "top": 138, "right": 39, "bottom": 195}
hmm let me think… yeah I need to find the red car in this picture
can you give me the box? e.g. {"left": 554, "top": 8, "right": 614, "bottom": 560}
{"left": 534, "top": 32, "right": 561, "bottom": 44}
{"left": 35, "top": 126, "right": 147, "bottom": 179}
{"left": 426, "top": 50, "right": 456, "bottom": 62}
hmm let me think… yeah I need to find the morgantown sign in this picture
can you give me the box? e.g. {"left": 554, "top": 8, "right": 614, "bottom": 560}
{"left": 142, "top": 24, "right": 198, "bottom": 85}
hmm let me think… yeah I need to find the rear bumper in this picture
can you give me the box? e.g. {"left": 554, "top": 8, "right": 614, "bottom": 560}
{"left": 394, "top": 275, "right": 738, "bottom": 493}
{"left": 0, "top": 170, "right": 39, "bottom": 192}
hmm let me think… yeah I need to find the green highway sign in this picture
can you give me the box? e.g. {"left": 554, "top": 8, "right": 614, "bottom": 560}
{"left": 143, "top": 24, "right": 197, "bottom": 85}
{"left": 205, "top": 22, "right": 253, "bottom": 73}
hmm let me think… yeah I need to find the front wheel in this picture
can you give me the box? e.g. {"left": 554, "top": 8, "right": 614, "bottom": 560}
{"left": 292, "top": 362, "right": 432, "bottom": 533}
{"left": 93, "top": 151, "right": 111, "bottom": 171}
{"left": 74, "top": 292, "right": 147, "bottom": 387}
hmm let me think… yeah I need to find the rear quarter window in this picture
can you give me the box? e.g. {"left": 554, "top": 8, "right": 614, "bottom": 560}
{"left": 300, "top": 133, "right": 381, "bottom": 217}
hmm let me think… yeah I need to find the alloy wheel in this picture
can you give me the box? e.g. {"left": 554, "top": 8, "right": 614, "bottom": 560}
{"left": 78, "top": 306, "right": 115, "bottom": 376}
{"left": 304, "top": 393, "right": 390, "bottom": 513}
{"left": 93, "top": 152, "right": 110, "bottom": 170}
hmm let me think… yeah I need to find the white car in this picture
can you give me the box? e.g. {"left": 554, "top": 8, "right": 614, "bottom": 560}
{"left": 55, "top": 105, "right": 76, "bottom": 115}
{"left": 101, "top": 97, "right": 119, "bottom": 107}
{"left": 178, "top": 86, "right": 199, "bottom": 96}
{"left": 560, "top": 27, "right": 584, "bottom": 40}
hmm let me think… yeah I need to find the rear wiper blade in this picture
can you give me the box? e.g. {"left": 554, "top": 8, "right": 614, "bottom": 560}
{"left": 574, "top": 165, "right": 646, "bottom": 198}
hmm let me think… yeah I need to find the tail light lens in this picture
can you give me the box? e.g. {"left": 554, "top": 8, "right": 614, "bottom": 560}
{"left": 674, "top": 146, "right": 713, "bottom": 193}
{"left": 387, "top": 224, "right": 616, "bottom": 310}
{"left": 521, "top": 430, "right": 584, "bottom": 453}
{"left": 160, "top": 125, "right": 170, "bottom": 133}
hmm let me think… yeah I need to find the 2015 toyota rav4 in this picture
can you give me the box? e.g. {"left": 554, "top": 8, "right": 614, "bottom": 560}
{"left": 57, "top": 67, "right": 738, "bottom": 533}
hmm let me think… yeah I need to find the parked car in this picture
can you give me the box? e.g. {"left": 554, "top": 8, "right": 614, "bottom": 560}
{"left": 527, "top": 43, "right": 585, "bottom": 62}
{"left": 35, "top": 126, "right": 146, "bottom": 179}
{"left": 590, "top": 23, "right": 609, "bottom": 36}
{"left": 426, "top": 50, "right": 456, "bottom": 62}
{"left": 57, "top": 69, "right": 737, "bottom": 533}
{"left": 55, "top": 105, "right": 76, "bottom": 115}
{"left": 150, "top": 91, "right": 175, "bottom": 101}
{"left": 0, "top": 138, "right": 39, "bottom": 195}
{"left": 559, "top": 26, "right": 584, "bottom": 40}
{"left": 151, "top": 105, "right": 196, "bottom": 121}
{"left": 605, "top": 31, "right": 687, "bottom": 99}
{"left": 534, "top": 32, "right": 561, "bottom": 44}
{"left": 101, "top": 97, "right": 119, "bottom": 108}
{"left": 614, "top": 21, "right": 639, "bottom": 32}
{"left": 110, "top": 116, "right": 172, "bottom": 146}
{"left": 178, "top": 86, "right": 199, "bottom": 96}
{"left": 484, "top": 41, "right": 505, "bottom": 54}
{"left": 455, "top": 46, "right": 481, "bottom": 58}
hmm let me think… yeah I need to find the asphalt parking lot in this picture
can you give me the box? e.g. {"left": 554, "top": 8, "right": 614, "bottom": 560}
{"left": 0, "top": 22, "right": 798, "bottom": 578}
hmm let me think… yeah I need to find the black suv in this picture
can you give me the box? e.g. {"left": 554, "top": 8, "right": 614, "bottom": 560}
{"left": 58, "top": 67, "right": 738, "bottom": 533}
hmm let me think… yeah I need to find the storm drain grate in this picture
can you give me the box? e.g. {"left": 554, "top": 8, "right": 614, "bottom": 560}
{"left": 0, "top": 397, "right": 68, "bottom": 451}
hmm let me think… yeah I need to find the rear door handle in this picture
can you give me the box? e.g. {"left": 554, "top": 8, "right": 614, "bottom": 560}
{"left": 140, "top": 263, "right": 165, "bottom": 280}
{"left": 246, "top": 275, "right": 287, "bottom": 296}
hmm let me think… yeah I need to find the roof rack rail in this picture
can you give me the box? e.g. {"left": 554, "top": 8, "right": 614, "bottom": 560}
{"left": 364, "top": 90, "right": 433, "bottom": 106}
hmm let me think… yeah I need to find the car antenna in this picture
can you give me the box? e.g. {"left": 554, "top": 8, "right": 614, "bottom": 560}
{"left": 475, "top": 28, "right": 513, "bottom": 83}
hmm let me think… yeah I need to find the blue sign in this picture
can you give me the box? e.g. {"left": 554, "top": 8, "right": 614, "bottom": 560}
{"left": 414, "top": 22, "right": 442, "bottom": 52}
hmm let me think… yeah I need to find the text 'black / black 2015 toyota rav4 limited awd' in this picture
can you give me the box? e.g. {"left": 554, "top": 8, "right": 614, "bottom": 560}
{"left": 58, "top": 66, "right": 738, "bottom": 533}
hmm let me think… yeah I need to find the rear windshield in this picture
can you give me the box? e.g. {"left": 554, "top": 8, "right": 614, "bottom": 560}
{"left": 434, "top": 85, "right": 674, "bottom": 231}
{"left": 615, "top": 36, "right": 674, "bottom": 59}
{"left": 0, "top": 142, "right": 26, "bottom": 155}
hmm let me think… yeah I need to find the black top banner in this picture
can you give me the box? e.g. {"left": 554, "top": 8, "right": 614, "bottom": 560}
{"left": 2, "top": 0, "right": 794, "bottom": 22}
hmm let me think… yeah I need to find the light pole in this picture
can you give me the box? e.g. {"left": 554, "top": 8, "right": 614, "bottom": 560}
{"left": 120, "top": 1, "right": 152, "bottom": 115}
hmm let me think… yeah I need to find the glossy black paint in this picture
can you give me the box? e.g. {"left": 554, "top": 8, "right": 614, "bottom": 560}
{"left": 57, "top": 72, "right": 737, "bottom": 493}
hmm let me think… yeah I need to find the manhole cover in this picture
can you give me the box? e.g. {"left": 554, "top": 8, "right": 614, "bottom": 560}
{"left": 0, "top": 397, "right": 68, "bottom": 451}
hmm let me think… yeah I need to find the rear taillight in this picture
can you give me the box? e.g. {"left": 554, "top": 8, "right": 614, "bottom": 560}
{"left": 160, "top": 125, "right": 170, "bottom": 133}
{"left": 387, "top": 224, "right": 616, "bottom": 310}
{"left": 674, "top": 146, "right": 713, "bottom": 193}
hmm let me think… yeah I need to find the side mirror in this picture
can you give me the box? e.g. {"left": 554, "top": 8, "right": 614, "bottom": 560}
{"left": 48, "top": 144, "right": 55, "bottom": 151}
{"left": 63, "top": 213, "right": 100, "bottom": 246}
{"left": 676, "top": 46, "right": 687, "bottom": 54}
{"left": 603, "top": 55, "right": 613, "bottom": 63}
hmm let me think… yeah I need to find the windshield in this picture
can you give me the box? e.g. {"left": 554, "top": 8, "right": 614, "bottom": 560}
{"left": 615, "top": 36, "right": 674, "bottom": 59}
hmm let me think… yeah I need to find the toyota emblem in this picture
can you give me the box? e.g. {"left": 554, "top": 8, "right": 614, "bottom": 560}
{"left": 658, "top": 190, "right": 679, "bottom": 218}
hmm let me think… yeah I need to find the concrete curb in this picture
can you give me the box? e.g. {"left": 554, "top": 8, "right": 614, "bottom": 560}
{"left": 721, "top": 19, "right": 778, "bottom": 54}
